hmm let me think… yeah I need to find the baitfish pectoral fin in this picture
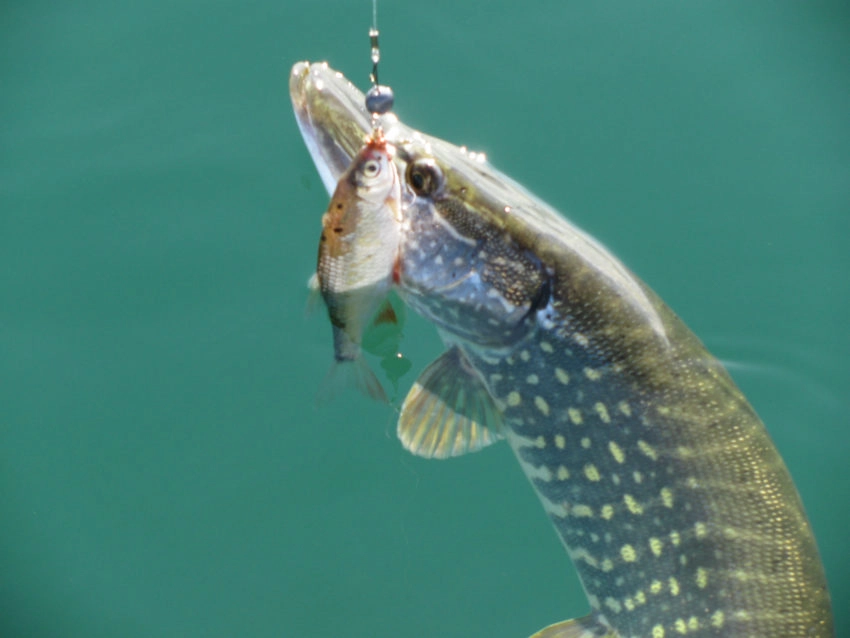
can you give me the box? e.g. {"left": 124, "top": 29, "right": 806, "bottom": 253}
{"left": 397, "top": 346, "right": 504, "bottom": 459}
{"left": 304, "top": 272, "right": 322, "bottom": 318}
{"left": 529, "top": 616, "right": 620, "bottom": 638}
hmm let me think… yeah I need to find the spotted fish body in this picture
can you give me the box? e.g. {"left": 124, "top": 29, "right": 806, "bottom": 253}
{"left": 397, "top": 187, "right": 832, "bottom": 638}
{"left": 290, "top": 62, "right": 833, "bottom": 637}
{"left": 315, "top": 133, "right": 402, "bottom": 400}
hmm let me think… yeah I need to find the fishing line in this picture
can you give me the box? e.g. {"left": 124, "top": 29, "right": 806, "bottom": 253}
{"left": 369, "top": 0, "right": 380, "bottom": 86}
{"left": 365, "top": 0, "right": 394, "bottom": 117}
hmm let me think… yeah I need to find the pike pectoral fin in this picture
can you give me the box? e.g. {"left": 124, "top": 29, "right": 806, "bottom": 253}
{"left": 529, "top": 616, "right": 619, "bottom": 638}
{"left": 397, "top": 346, "right": 503, "bottom": 459}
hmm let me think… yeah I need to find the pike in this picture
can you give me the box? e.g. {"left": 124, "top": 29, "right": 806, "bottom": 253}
{"left": 291, "top": 61, "right": 833, "bottom": 637}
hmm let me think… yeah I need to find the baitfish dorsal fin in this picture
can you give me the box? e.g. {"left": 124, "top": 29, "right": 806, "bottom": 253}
{"left": 397, "top": 346, "right": 504, "bottom": 458}
{"left": 529, "top": 616, "right": 620, "bottom": 638}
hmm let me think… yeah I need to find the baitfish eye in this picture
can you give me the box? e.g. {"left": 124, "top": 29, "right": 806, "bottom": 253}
{"left": 362, "top": 159, "right": 381, "bottom": 178}
{"left": 406, "top": 159, "right": 444, "bottom": 197}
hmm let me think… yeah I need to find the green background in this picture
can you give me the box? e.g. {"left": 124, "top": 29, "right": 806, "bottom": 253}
{"left": 2, "top": 2, "right": 848, "bottom": 636}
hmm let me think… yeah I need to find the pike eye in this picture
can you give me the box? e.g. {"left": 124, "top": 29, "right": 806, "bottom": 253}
{"left": 407, "top": 159, "right": 443, "bottom": 197}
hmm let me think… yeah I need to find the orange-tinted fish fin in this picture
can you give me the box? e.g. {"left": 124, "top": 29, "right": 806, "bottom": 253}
{"left": 529, "top": 616, "right": 620, "bottom": 638}
{"left": 372, "top": 299, "right": 398, "bottom": 326}
{"left": 362, "top": 295, "right": 406, "bottom": 359}
{"left": 397, "top": 346, "right": 503, "bottom": 459}
{"left": 321, "top": 358, "right": 388, "bottom": 403}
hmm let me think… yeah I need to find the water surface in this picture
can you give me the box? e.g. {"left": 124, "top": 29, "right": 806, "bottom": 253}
{"left": 2, "top": 2, "right": 848, "bottom": 636}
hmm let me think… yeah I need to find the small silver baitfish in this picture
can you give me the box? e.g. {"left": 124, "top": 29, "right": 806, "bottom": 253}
{"left": 291, "top": 61, "right": 833, "bottom": 638}
{"left": 315, "top": 130, "right": 402, "bottom": 401}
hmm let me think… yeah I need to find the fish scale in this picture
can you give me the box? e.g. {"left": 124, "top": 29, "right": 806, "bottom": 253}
{"left": 468, "top": 342, "right": 728, "bottom": 636}
{"left": 398, "top": 188, "right": 763, "bottom": 637}
{"left": 290, "top": 61, "right": 833, "bottom": 638}
{"left": 404, "top": 192, "right": 828, "bottom": 635}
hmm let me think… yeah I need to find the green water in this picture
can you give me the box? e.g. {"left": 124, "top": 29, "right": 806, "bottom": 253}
{"left": 2, "top": 2, "right": 848, "bottom": 636}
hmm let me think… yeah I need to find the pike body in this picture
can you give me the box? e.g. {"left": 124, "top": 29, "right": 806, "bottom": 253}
{"left": 292, "top": 61, "right": 833, "bottom": 637}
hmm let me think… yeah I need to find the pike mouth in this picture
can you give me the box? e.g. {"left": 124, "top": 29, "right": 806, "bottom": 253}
{"left": 288, "top": 61, "right": 312, "bottom": 129}
{"left": 290, "top": 61, "right": 376, "bottom": 193}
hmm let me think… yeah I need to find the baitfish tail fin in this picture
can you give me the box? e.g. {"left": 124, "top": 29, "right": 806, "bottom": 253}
{"left": 321, "top": 357, "right": 388, "bottom": 403}
{"left": 529, "top": 616, "right": 620, "bottom": 638}
{"left": 397, "top": 346, "right": 504, "bottom": 458}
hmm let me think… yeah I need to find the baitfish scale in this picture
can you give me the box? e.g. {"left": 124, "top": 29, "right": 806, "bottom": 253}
{"left": 290, "top": 61, "right": 833, "bottom": 637}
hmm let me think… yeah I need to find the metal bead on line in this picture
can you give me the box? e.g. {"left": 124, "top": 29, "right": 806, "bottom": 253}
{"left": 366, "top": 84, "right": 394, "bottom": 115}
{"left": 366, "top": 21, "right": 394, "bottom": 116}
